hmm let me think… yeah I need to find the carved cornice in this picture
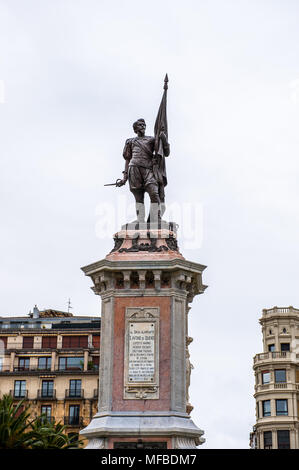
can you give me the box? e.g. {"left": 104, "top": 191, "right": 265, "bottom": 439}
{"left": 81, "top": 258, "right": 207, "bottom": 276}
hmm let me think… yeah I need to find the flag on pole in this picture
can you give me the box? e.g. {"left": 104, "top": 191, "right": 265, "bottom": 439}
{"left": 154, "top": 74, "right": 169, "bottom": 186}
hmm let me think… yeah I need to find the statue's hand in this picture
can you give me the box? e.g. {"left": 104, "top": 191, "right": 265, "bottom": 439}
{"left": 116, "top": 172, "right": 128, "bottom": 187}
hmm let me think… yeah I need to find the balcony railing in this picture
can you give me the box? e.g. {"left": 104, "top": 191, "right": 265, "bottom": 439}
{"left": 2, "top": 343, "right": 99, "bottom": 351}
{"left": 14, "top": 366, "right": 50, "bottom": 372}
{"left": 262, "top": 306, "right": 299, "bottom": 315}
{"left": 255, "top": 382, "right": 296, "bottom": 393}
{"left": 13, "top": 366, "right": 31, "bottom": 372}
{"left": 37, "top": 389, "right": 56, "bottom": 399}
{"left": 65, "top": 389, "right": 84, "bottom": 399}
{"left": 40, "top": 416, "right": 56, "bottom": 424}
{"left": 11, "top": 366, "right": 52, "bottom": 373}
{"left": 254, "top": 352, "right": 290, "bottom": 363}
{"left": 274, "top": 383, "right": 288, "bottom": 389}
{"left": 10, "top": 390, "right": 28, "bottom": 399}
{"left": 64, "top": 416, "right": 83, "bottom": 427}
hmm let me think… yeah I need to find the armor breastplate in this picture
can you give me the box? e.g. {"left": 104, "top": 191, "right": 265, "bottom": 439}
{"left": 129, "top": 137, "right": 154, "bottom": 169}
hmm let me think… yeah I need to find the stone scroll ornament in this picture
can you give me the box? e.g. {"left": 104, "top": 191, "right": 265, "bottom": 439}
{"left": 110, "top": 232, "right": 179, "bottom": 254}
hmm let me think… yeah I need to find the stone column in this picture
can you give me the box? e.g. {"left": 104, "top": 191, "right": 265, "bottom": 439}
{"left": 51, "top": 350, "right": 56, "bottom": 371}
{"left": 83, "top": 350, "right": 89, "bottom": 371}
{"left": 10, "top": 351, "right": 15, "bottom": 372}
{"left": 80, "top": 225, "right": 207, "bottom": 449}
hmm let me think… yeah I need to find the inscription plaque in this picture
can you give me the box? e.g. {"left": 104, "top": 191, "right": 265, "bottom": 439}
{"left": 129, "top": 322, "right": 155, "bottom": 382}
{"left": 124, "top": 307, "right": 159, "bottom": 399}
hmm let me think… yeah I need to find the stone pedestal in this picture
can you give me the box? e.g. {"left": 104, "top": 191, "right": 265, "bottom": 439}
{"left": 80, "top": 224, "right": 207, "bottom": 449}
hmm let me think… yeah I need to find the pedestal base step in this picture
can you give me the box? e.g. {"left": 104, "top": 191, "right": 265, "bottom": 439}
{"left": 80, "top": 411, "right": 205, "bottom": 449}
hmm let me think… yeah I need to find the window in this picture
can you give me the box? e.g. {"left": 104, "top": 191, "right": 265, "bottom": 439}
{"left": 275, "top": 369, "right": 286, "bottom": 383}
{"left": 41, "top": 380, "right": 54, "bottom": 398}
{"left": 277, "top": 430, "right": 290, "bottom": 449}
{"left": 41, "top": 405, "right": 52, "bottom": 423}
{"left": 42, "top": 336, "right": 57, "bottom": 348}
{"left": 18, "top": 357, "right": 30, "bottom": 371}
{"left": 22, "top": 336, "right": 34, "bottom": 348}
{"left": 69, "top": 379, "right": 81, "bottom": 397}
{"left": 59, "top": 357, "right": 84, "bottom": 371}
{"left": 90, "top": 356, "right": 99, "bottom": 370}
{"left": 262, "top": 371, "right": 270, "bottom": 384}
{"left": 268, "top": 344, "right": 275, "bottom": 352}
{"left": 62, "top": 336, "right": 88, "bottom": 348}
{"left": 262, "top": 400, "right": 271, "bottom": 417}
{"left": 11, "top": 322, "right": 24, "bottom": 329}
{"left": 38, "top": 357, "right": 51, "bottom": 370}
{"left": 14, "top": 380, "right": 26, "bottom": 398}
{"left": 263, "top": 431, "right": 272, "bottom": 449}
{"left": 281, "top": 343, "right": 290, "bottom": 352}
{"left": 92, "top": 335, "right": 100, "bottom": 348}
{"left": 69, "top": 405, "right": 80, "bottom": 425}
{"left": 276, "top": 399, "right": 288, "bottom": 416}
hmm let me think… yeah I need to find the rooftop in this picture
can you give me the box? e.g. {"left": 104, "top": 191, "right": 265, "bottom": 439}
{"left": 0, "top": 306, "right": 100, "bottom": 330}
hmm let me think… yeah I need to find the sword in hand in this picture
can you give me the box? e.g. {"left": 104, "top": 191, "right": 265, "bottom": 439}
{"left": 104, "top": 171, "right": 127, "bottom": 187}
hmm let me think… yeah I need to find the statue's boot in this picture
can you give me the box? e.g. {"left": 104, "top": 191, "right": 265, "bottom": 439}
{"left": 147, "top": 203, "right": 161, "bottom": 229}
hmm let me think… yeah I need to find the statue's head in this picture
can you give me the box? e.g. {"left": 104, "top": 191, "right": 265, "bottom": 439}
{"left": 133, "top": 118, "right": 146, "bottom": 134}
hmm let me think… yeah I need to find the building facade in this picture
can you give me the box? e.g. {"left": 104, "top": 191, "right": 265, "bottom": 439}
{"left": 0, "top": 306, "right": 100, "bottom": 444}
{"left": 252, "top": 306, "right": 299, "bottom": 449}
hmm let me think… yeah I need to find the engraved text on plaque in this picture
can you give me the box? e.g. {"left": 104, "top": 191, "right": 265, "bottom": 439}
{"left": 124, "top": 307, "right": 159, "bottom": 399}
{"left": 129, "top": 322, "right": 155, "bottom": 382}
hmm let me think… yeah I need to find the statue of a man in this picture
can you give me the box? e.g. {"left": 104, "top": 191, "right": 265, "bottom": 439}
{"left": 118, "top": 118, "right": 170, "bottom": 224}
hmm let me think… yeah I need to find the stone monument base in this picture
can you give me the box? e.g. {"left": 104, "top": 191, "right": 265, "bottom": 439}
{"left": 80, "top": 411, "right": 205, "bottom": 449}
{"left": 80, "top": 223, "right": 207, "bottom": 450}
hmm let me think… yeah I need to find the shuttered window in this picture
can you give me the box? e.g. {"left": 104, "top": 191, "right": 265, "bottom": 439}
{"left": 92, "top": 335, "right": 100, "bottom": 348}
{"left": 22, "top": 336, "right": 34, "bottom": 348}
{"left": 62, "top": 336, "right": 88, "bottom": 348}
{"left": 42, "top": 336, "right": 57, "bottom": 348}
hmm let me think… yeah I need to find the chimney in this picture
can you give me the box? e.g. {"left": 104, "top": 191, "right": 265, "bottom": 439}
{"left": 33, "top": 305, "right": 40, "bottom": 319}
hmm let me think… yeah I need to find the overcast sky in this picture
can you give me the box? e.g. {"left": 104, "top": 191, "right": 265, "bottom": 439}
{"left": 1, "top": 0, "right": 299, "bottom": 448}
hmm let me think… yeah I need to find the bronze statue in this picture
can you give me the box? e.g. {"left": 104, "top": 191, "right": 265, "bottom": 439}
{"left": 105, "top": 75, "right": 170, "bottom": 226}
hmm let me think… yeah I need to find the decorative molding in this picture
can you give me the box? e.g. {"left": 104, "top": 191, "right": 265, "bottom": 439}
{"left": 173, "top": 437, "right": 198, "bottom": 449}
{"left": 110, "top": 235, "right": 124, "bottom": 253}
{"left": 119, "top": 232, "right": 169, "bottom": 253}
{"left": 165, "top": 233, "right": 179, "bottom": 251}
{"left": 124, "top": 385, "right": 158, "bottom": 399}
{"left": 85, "top": 438, "right": 106, "bottom": 449}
